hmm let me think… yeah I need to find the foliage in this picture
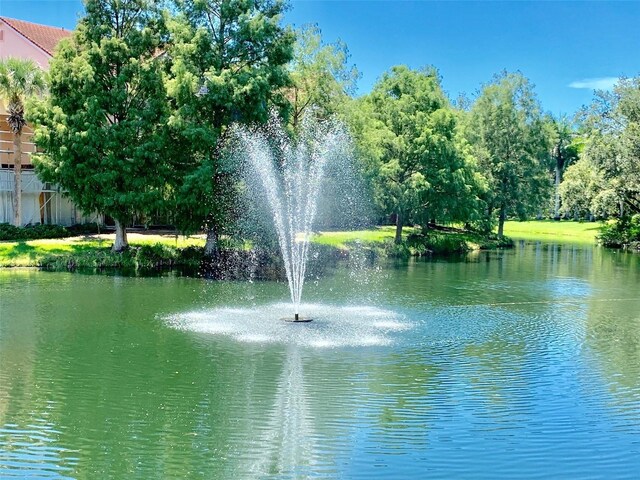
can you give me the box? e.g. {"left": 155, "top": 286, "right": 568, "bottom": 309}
{"left": 354, "top": 65, "right": 483, "bottom": 242}
{"left": 579, "top": 77, "right": 640, "bottom": 217}
{"left": 406, "top": 231, "right": 470, "bottom": 255}
{"left": 30, "top": 0, "right": 171, "bottom": 250}
{"left": 0, "top": 57, "right": 47, "bottom": 226}
{"left": 288, "top": 24, "right": 359, "bottom": 129}
{"left": 164, "top": 0, "right": 294, "bottom": 243}
{"left": 559, "top": 159, "right": 605, "bottom": 219}
{"left": 0, "top": 58, "right": 46, "bottom": 134}
{"left": 0, "top": 222, "right": 69, "bottom": 241}
{"left": 467, "top": 72, "right": 551, "bottom": 236}
{"left": 544, "top": 115, "right": 581, "bottom": 218}
{"left": 39, "top": 243, "right": 203, "bottom": 271}
{"left": 598, "top": 215, "right": 640, "bottom": 248}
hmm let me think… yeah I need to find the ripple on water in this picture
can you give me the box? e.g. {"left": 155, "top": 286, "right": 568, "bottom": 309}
{"left": 165, "top": 303, "right": 411, "bottom": 348}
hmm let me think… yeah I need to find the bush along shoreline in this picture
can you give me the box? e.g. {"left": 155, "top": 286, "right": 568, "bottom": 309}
{"left": 0, "top": 226, "right": 515, "bottom": 276}
{"left": 597, "top": 216, "right": 640, "bottom": 252}
{"left": 0, "top": 222, "right": 102, "bottom": 241}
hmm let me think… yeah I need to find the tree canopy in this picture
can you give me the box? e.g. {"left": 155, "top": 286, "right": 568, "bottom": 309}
{"left": 580, "top": 78, "right": 640, "bottom": 217}
{"left": 467, "top": 72, "right": 550, "bottom": 237}
{"left": 354, "top": 66, "right": 483, "bottom": 243}
{"left": 163, "top": 0, "right": 294, "bottom": 255}
{"left": 287, "top": 24, "right": 359, "bottom": 129}
{"left": 31, "top": 0, "right": 170, "bottom": 251}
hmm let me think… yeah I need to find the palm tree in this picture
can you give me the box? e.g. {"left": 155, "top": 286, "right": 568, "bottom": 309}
{"left": 0, "top": 58, "right": 46, "bottom": 226}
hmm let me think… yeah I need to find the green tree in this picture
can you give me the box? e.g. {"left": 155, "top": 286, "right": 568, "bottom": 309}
{"left": 546, "top": 115, "right": 580, "bottom": 219}
{"left": 356, "top": 66, "right": 482, "bottom": 243}
{"left": 30, "top": 0, "right": 170, "bottom": 251}
{"left": 468, "top": 72, "right": 550, "bottom": 238}
{"left": 165, "top": 0, "right": 294, "bottom": 258}
{"left": 288, "top": 24, "right": 359, "bottom": 129}
{"left": 0, "top": 58, "right": 46, "bottom": 226}
{"left": 581, "top": 78, "right": 640, "bottom": 217}
{"left": 559, "top": 159, "right": 600, "bottom": 219}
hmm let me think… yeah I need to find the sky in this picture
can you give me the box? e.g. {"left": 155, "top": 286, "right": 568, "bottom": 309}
{"left": 1, "top": 0, "right": 639, "bottom": 116}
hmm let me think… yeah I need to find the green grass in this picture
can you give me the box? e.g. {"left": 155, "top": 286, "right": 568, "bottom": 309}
{"left": 312, "top": 226, "right": 512, "bottom": 257}
{"left": 501, "top": 220, "right": 601, "bottom": 244}
{"left": 312, "top": 226, "right": 413, "bottom": 249}
{"left": 0, "top": 235, "right": 205, "bottom": 267}
{"left": 2, "top": 221, "right": 597, "bottom": 269}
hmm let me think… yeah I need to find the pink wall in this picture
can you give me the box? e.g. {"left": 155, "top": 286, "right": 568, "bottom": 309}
{"left": 0, "top": 19, "right": 52, "bottom": 69}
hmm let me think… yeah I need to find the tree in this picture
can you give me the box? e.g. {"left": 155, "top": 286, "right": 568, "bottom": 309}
{"left": 288, "top": 24, "right": 359, "bottom": 129}
{"left": 468, "top": 72, "right": 551, "bottom": 238}
{"left": 546, "top": 115, "right": 580, "bottom": 219}
{"left": 580, "top": 77, "right": 640, "bottom": 217}
{"left": 559, "top": 159, "right": 600, "bottom": 219}
{"left": 31, "top": 0, "right": 171, "bottom": 251}
{"left": 356, "top": 66, "right": 482, "bottom": 243}
{"left": 0, "top": 58, "right": 46, "bottom": 226}
{"left": 164, "top": 0, "right": 294, "bottom": 258}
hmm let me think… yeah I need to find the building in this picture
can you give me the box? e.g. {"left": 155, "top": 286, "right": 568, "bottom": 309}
{"left": 0, "top": 16, "right": 98, "bottom": 226}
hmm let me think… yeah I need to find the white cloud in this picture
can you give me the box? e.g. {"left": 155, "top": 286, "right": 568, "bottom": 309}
{"left": 568, "top": 77, "right": 619, "bottom": 90}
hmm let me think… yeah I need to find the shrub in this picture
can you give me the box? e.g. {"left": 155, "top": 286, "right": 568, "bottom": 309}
{"left": 40, "top": 242, "right": 205, "bottom": 272}
{"left": 0, "top": 223, "right": 70, "bottom": 241}
{"left": 598, "top": 215, "right": 640, "bottom": 248}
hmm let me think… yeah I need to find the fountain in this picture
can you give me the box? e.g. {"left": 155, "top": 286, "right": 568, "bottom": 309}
{"left": 166, "top": 115, "right": 409, "bottom": 346}
{"left": 235, "top": 115, "right": 350, "bottom": 322}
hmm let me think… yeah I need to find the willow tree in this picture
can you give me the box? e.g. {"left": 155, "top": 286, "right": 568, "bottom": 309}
{"left": 165, "top": 0, "right": 294, "bottom": 258}
{"left": 0, "top": 58, "right": 45, "bottom": 226}
{"left": 30, "top": 0, "right": 171, "bottom": 251}
{"left": 468, "top": 72, "right": 550, "bottom": 238}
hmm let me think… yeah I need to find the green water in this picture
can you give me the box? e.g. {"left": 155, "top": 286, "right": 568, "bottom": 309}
{"left": 1, "top": 242, "right": 639, "bottom": 478}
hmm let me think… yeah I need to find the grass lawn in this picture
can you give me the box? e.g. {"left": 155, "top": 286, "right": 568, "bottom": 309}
{"left": 311, "top": 226, "right": 407, "bottom": 249}
{"left": 0, "top": 221, "right": 602, "bottom": 268}
{"left": 501, "top": 220, "right": 601, "bottom": 244}
{"left": 0, "top": 234, "right": 205, "bottom": 267}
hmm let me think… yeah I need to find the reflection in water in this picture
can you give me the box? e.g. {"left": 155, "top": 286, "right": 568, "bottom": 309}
{"left": 1, "top": 244, "right": 640, "bottom": 478}
{"left": 250, "top": 348, "right": 315, "bottom": 478}
{"left": 0, "top": 417, "right": 76, "bottom": 479}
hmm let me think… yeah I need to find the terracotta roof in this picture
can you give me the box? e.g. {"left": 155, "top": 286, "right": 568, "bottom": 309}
{"left": 0, "top": 16, "right": 72, "bottom": 56}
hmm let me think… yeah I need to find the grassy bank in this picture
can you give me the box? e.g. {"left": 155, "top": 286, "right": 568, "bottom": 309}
{"left": 0, "top": 234, "right": 204, "bottom": 268}
{"left": 501, "top": 220, "right": 600, "bottom": 244}
{"left": 312, "top": 226, "right": 513, "bottom": 257}
{"left": 0, "top": 224, "right": 536, "bottom": 270}
{"left": 0, "top": 221, "right": 610, "bottom": 272}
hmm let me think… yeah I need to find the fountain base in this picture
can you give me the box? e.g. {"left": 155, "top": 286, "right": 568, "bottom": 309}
{"left": 281, "top": 315, "right": 313, "bottom": 323}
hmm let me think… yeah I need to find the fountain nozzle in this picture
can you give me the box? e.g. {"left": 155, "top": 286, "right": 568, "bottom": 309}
{"left": 281, "top": 313, "right": 313, "bottom": 322}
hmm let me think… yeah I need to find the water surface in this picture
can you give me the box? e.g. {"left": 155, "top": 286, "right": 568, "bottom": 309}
{"left": 1, "top": 242, "right": 639, "bottom": 478}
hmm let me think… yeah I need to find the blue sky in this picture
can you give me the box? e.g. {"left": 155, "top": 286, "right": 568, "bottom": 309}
{"left": 1, "top": 1, "right": 638, "bottom": 115}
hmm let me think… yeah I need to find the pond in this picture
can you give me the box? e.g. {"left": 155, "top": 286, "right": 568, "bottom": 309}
{"left": 1, "top": 242, "right": 639, "bottom": 479}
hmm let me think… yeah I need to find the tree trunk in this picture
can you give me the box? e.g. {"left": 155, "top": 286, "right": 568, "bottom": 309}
{"left": 113, "top": 219, "right": 129, "bottom": 252}
{"left": 553, "top": 164, "right": 561, "bottom": 220}
{"left": 394, "top": 211, "right": 403, "bottom": 244}
{"left": 497, "top": 205, "right": 506, "bottom": 239}
{"left": 204, "top": 225, "right": 220, "bottom": 259}
{"left": 12, "top": 132, "right": 22, "bottom": 227}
